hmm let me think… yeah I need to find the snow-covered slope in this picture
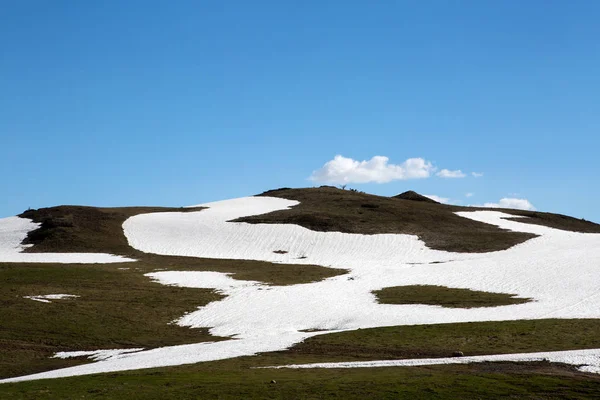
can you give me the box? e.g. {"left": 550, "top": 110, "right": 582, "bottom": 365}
{"left": 0, "top": 216, "right": 134, "bottom": 263}
{"left": 3, "top": 196, "right": 600, "bottom": 382}
{"left": 124, "top": 196, "right": 459, "bottom": 266}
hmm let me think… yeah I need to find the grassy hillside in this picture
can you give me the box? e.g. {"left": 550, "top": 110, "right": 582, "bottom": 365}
{"left": 236, "top": 187, "right": 600, "bottom": 252}
{"left": 277, "top": 319, "right": 600, "bottom": 362}
{"left": 2, "top": 187, "right": 600, "bottom": 397}
{"left": 1, "top": 201, "right": 347, "bottom": 379}
{"left": 4, "top": 317, "right": 600, "bottom": 398}
{"left": 0, "top": 262, "right": 223, "bottom": 379}
{"left": 2, "top": 360, "right": 599, "bottom": 399}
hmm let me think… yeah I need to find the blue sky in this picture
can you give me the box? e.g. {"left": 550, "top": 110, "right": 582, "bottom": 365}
{"left": 1, "top": 1, "right": 599, "bottom": 221}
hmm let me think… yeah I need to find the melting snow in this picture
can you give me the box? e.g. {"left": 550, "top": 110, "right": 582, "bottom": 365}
{"left": 146, "top": 271, "right": 262, "bottom": 292}
{"left": 261, "top": 348, "right": 600, "bottom": 374}
{"left": 3, "top": 196, "right": 600, "bottom": 383}
{"left": 54, "top": 348, "right": 145, "bottom": 362}
{"left": 0, "top": 216, "right": 135, "bottom": 263}
{"left": 23, "top": 294, "right": 80, "bottom": 303}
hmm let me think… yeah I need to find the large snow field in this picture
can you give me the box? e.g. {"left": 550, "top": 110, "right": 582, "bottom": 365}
{"left": 125, "top": 196, "right": 461, "bottom": 266}
{"left": 3, "top": 196, "right": 600, "bottom": 382}
{"left": 124, "top": 197, "right": 600, "bottom": 329}
{"left": 0, "top": 216, "right": 134, "bottom": 263}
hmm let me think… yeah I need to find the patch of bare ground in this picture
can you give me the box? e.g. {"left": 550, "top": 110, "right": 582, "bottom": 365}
{"left": 374, "top": 285, "right": 532, "bottom": 308}
{"left": 235, "top": 187, "right": 600, "bottom": 252}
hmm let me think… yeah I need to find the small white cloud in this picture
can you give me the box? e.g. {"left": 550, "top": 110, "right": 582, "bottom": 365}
{"left": 472, "top": 172, "right": 484, "bottom": 178}
{"left": 475, "top": 198, "right": 536, "bottom": 211}
{"left": 437, "top": 169, "right": 466, "bottom": 178}
{"left": 309, "top": 155, "right": 435, "bottom": 184}
{"left": 466, "top": 192, "right": 474, "bottom": 198}
{"left": 424, "top": 194, "right": 450, "bottom": 204}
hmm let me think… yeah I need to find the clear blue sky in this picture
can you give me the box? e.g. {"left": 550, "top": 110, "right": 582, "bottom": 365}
{"left": 1, "top": 1, "right": 599, "bottom": 222}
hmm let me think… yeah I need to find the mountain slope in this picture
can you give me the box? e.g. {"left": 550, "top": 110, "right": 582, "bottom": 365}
{"left": 2, "top": 187, "right": 600, "bottom": 392}
{"left": 393, "top": 190, "right": 439, "bottom": 203}
{"left": 236, "top": 187, "right": 600, "bottom": 253}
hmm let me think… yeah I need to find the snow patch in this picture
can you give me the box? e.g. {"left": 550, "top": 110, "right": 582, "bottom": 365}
{"left": 146, "top": 271, "right": 262, "bottom": 293}
{"left": 124, "top": 197, "right": 458, "bottom": 266}
{"left": 24, "top": 294, "right": 80, "bottom": 303}
{"left": 261, "top": 348, "right": 600, "bottom": 374}
{"left": 2, "top": 335, "right": 311, "bottom": 383}
{"left": 54, "top": 348, "right": 145, "bottom": 362}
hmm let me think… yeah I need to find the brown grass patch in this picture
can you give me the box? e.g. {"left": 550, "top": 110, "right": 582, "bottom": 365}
{"left": 235, "top": 187, "right": 600, "bottom": 252}
{"left": 373, "top": 285, "right": 532, "bottom": 308}
{"left": 275, "top": 319, "right": 600, "bottom": 362}
{"left": 235, "top": 187, "right": 535, "bottom": 252}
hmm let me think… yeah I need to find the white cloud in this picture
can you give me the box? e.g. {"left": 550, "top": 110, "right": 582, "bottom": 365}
{"left": 476, "top": 198, "right": 536, "bottom": 211}
{"left": 309, "top": 155, "right": 435, "bottom": 184}
{"left": 472, "top": 172, "right": 484, "bottom": 178}
{"left": 465, "top": 192, "right": 474, "bottom": 198}
{"left": 437, "top": 169, "right": 466, "bottom": 178}
{"left": 424, "top": 194, "right": 450, "bottom": 204}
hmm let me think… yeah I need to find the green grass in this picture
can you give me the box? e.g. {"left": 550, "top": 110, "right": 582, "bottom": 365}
{"left": 0, "top": 262, "right": 224, "bottom": 379}
{"left": 1, "top": 360, "right": 599, "bottom": 399}
{"left": 373, "top": 285, "right": 531, "bottom": 308}
{"left": 5, "top": 318, "right": 593, "bottom": 398}
{"left": 0, "top": 257, "right": 347, "bottom": 380}
{"left": 274, "top": 319, "right": 600, "bottom": 362}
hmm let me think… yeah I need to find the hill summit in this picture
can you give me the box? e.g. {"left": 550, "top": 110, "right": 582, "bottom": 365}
{"left": 393, "top": 190, "right": 439, "bottom": 204}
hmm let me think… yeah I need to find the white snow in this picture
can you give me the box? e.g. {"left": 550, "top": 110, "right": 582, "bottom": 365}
{"left": 23, "top": 294, "right": 80, "bottom": 303}
{"left": 2, "top": 336, "right": 310, "bottom": 383}
{"left": 0, "top": 216, "right": 135, "bottom": 263}
{"left": 2, "top": 196, "right": 600, "bottom": 383}
{"left": 124, "top": 197, "right": 459, "bottom": 266}
{"left": 53, "top": 348, "right": 145, "bottom": 362}
{"left": 145, "top": 271, "right": 262, "bottom": 292}
{"left": 261, "top": 348, "right": 600, "bottom": 374}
